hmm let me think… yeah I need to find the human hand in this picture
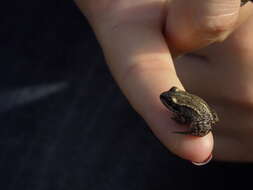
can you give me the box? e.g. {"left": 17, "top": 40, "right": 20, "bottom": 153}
{"left": 74, "top": 0, "right": 253, "bottom": 163}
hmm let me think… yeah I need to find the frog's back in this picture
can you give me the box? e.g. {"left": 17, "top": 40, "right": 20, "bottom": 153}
{"left": 174, "top": 91, "right": 212, "bottom": 118}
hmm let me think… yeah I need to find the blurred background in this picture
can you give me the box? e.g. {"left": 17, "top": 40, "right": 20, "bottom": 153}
{"left": 0, "top": 0, "right": 252, "bottom": 189}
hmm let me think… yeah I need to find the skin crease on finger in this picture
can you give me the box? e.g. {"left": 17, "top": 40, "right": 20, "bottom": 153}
{"left": 75, "top": 0, "right": 253, "bottom": 162}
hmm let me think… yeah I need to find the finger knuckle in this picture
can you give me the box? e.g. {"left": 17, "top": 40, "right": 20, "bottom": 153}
{"left": 197, "top": 15, "right": 237, "bottom": 36}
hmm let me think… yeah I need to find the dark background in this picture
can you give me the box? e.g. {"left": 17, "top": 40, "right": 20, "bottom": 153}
{"left": 0, "top": 0, "right": 252, "bottom": 189}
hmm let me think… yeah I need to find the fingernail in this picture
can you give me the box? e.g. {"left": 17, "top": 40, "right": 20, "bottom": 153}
{"left": 191, "top": 154, "right": 213, "bottom": 166}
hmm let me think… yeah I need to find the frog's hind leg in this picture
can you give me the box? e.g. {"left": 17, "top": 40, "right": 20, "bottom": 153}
{"left": 172, "top": 123, "right": 211, "bottom": 137}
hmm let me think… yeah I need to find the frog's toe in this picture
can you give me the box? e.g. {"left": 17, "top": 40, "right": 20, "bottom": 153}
{"left": 172, "top": 129, "right": 210, "bottom": 137}
{"left": 172, "top": 130, "right": 194, "bottom": 136}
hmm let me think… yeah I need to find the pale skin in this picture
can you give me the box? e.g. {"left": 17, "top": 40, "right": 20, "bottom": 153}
{"left": 74, "top": 0, "right": 253, "bottom": 163}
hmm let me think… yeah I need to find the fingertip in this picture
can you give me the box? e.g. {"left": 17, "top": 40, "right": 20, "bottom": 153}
{"left": 167, "top": 131, "right": 214, "bottom": 163}
{"left": 181, "top": 133, "right": 214, "bottom": 163}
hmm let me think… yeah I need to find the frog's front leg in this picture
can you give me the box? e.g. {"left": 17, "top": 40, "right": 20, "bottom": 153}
{"left": 171, "top": 113, "right": 187, "bottom": 124}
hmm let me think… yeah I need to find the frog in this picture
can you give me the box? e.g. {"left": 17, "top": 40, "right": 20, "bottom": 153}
{"left": 160, "top": 87, "right": 219, "bottom": 137}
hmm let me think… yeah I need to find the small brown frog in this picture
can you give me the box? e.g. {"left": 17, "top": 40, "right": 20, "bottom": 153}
{"left": 160, "top": 87, "right": 219, "bottom": 137}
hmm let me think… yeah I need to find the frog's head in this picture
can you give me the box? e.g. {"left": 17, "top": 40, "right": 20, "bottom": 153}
{"left": 160, "top": 88, "right": 181, "bottom": 113}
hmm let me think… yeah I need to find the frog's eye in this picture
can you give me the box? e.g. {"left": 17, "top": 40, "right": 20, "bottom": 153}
{"left": 170, "top": 87, "right": 181, "bottom": 92}
{"left": 171, "top": 97, "right": 178, "bottom": 103}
